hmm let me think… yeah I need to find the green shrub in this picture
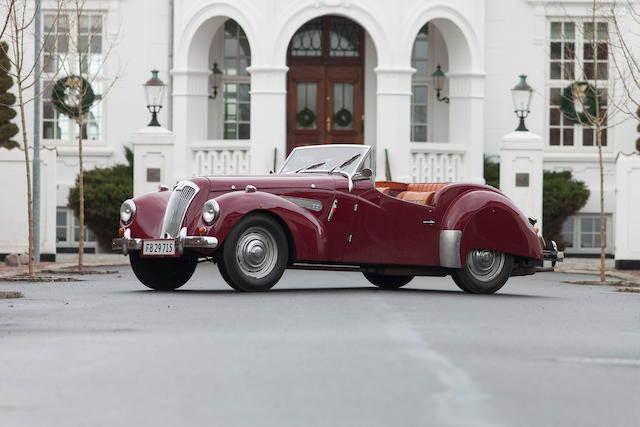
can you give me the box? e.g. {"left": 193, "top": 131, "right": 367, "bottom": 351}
{"left": 483, "top": 156, "right": 589, "bottom": 249}
{"left": 68, "top": 147, "right": 133, "bottom": 251}
{"left": 484, "top": 155, "right": 500, "bottom": 188}
{"left": 542, "top": 170, "right": 589, "bottom": 249}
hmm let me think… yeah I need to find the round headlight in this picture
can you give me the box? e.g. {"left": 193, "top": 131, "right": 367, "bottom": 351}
{"left": 202, "top": 199, "right": 220, "bottom": 225}
{"left": 120, "top": 199, "right": 136, "bottom": 225}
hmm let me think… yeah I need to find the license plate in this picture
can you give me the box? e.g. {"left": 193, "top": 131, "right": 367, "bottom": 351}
{"left": 142, "top": 240, "right": 176, "bottom": 257}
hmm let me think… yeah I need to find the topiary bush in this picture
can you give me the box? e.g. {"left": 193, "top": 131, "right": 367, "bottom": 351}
{"left": 542, "top": 170, "right": 589, "bottom": 250}
{"left": 483, "top": 156, "right": 589, "bottom": 250}
{"left": 68, "top": 147, "right": 133, "bottom": 251}
{"left": 0, "top": 41, "right": 19, "bottom": 150}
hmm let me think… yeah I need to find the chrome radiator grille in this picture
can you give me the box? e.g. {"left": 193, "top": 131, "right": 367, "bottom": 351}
{"left": 161, "top": 181, "right": 199, "bottom": 238}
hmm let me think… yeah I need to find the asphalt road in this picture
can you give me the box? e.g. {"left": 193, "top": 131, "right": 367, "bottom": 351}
{"left": 1, "top": 263, "right": 639, "bottom": 427}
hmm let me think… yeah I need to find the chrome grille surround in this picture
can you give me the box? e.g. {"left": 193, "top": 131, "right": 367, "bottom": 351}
{"left": 161, "top": 180, "right": 200, "bottom": 238}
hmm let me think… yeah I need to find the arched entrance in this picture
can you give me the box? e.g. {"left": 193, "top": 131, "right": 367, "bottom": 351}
{"left": 286, "top": 16, "right": 366, "bottom": 153}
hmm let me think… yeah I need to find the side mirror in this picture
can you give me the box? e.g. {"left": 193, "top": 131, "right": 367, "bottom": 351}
{"left": 352, "top": 167, "right": 373, "bottom": 181}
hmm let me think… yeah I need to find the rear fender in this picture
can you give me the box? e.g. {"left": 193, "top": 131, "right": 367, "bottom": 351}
{"left": 207, "top": 190, "right": 328, "bottom": 261}
{"left": 441, "top": 190, "right": 543, "bottom": 266}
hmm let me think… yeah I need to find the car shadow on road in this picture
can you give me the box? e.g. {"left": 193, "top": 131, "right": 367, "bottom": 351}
{"left": 122, "top": 286, "right": 548, "bottom": 298}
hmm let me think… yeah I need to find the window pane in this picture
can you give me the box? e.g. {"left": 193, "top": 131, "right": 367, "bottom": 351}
{"left": 333, "top": 83, "right": 354, "bottom": 130}
{"left": 584, "top": 43, "right": 594, "bottom": 60}
{"left": 563, "top": 128, "right": 574, "bottom": 145}
{"left": 224, "top": 123, "right": 236, "bottom": 139}
{"left": 564, "top": 42, "right": 575, "bottom": 59}
{"left": 596, "top": 62, "right": 608, "bottom": 79}
{"left": 296, "top": 82, "right": 317, "bottom": 130}
{"left": 329, "top": 17, "right": 361, "bottom": 57}
{"left": 413, "top": 106, "right": 427, "bottom": 124}
{"left": 224, "top": 38, "right": 238, "bottom": 56}
{"left": 584, "top": 62, "right": 594, "bottom": 79}
{"left": 597, "top": 22, "right": 608, "bottom": 40}
{"left": 549, "top": 108, "right": 560, "bottom": 125}
{"left": 550, "top": 42, "right": 561, "bottom": 59}
{"left": 238, "top": 103, "right": 250, "bottom": 121}
{"left": 238, "top": 38, "right": 250, "bottom": 57}
{"left": 224, "top": 58, "right": 236, "bottom": 76}
{"left": 562, "top": 218, "right": 574, "bottom": 247}
{"left": 414, "top": 85, "right": 427, "bottom": 103}
{"left": 584, "top": 22, "right": 594, "bottom": 40}
{"left": 550, "top": 88, "right": 561, "bottom": 105}
{"left": 224, "top": 83, "right": 237, "bottom": 100}
{"left": 583, "top": 128, "right": 594, "bottom": 146}
{"left": 290, "top": 18, "right": 322, "bottom": 57}
{"left": 238, "top": 84, "right": 250, "bottom": 102}
{"left": 238, "top": 123, "right": 250, "bottom": 139}
{"left": 563, "top": 62, "right": 574, "bottom": 80}
{"left": 551, "top": 22, "right": 562, "bottom": 39}
{"left": 413, "top": 39, "right": 428, "bottom": 60}
{"left": 224, "top": 19, "right": 237, "bottom": 36}
{"left": 550, "top": 62, "right": 561, "bottom": 79}
{"left": 564, "top": 22, "right": 575, "bottom": 40}
{"left": 550, "top": 128, "right": 560, "bottom": 145}
{"left": 225, "top": 103, "right": 237, "bottom": 121}
{"left": 413, "top": 125, "right": 427, "bottom": 142}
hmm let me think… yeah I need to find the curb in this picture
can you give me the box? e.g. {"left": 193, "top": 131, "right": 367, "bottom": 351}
{"left": 0, "top": 260, "right": 128, "bottom": 280}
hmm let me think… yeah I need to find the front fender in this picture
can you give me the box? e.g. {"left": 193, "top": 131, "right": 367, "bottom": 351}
{"left": 207, "top": 190, "right": 328, "bottom": 261}
{"left": 441, "top": 190, "right": 543, "bottom": 266}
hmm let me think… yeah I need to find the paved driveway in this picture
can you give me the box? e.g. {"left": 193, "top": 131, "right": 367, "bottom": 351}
{"left": 1, "top": 264, "right": 639, "bottom": 427}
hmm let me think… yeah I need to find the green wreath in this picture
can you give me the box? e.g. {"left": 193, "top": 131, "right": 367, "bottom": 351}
{"left": 52, "top": 75, "right": 95, "bottom": 120}
{"left": 296, "top": 107, "right": 316, "bottom": 128}
{"left": 559, "top": 82, "right": 602, "bottom": 125}
{"left": 334, "top": 107, "right": 352, "bottom": 127}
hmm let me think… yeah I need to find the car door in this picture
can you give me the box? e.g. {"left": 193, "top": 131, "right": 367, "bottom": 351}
{"left": 343, "top": 180, "right": 439, "bottom": 266}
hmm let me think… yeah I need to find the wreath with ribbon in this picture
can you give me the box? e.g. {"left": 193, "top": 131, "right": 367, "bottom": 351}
{"left": 51, "top": 75, "right": 95, "bottom": 120}
{"left": 296, "top": 107, "right": 316, "bottom": 128}
{"left": 559, "top": 81, "right": 602, "bottom": 125}
{"left": 334, "top": 107, "right": 352, "bottom": 127}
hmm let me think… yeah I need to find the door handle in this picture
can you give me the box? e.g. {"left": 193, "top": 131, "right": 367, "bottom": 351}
{"left": 423, "top": 220, "right": 435, "bottom": 226}
{"left": 326, "top": 116, "right": 331, "bottom": 132}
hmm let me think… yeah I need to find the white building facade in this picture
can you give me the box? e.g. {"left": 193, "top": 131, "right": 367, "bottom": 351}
{"left": 13, "top": 0, "right": 639, "bottom": 258}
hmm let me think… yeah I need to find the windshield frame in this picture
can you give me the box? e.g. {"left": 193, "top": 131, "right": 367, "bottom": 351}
{"left": 278, "top": 144, "right": 372, "bottom": 180}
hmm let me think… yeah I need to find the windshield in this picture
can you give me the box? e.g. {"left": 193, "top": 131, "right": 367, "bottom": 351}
{"left": 279, "top": 145, "right": 371, "bottom": 176}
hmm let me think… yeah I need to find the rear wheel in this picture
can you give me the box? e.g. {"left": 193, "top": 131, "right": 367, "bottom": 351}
{"left": 218, "top": 213, "right": 288, "bottom": 292}
{"left": 130, "top": 251, "right": 197, "bottom": 291}
{"left": 363, "top": 272, "right": 414, "bottom": 289}
{"left": 452, "top": 249, "right": 513, "bottom": 294}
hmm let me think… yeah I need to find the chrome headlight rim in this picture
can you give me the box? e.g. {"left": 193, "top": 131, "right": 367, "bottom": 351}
{"left": 120, "top": 199, "right": 136, "bottom": 225}
{"left": 202, "top": 199, "right": 220, "bottom": 225}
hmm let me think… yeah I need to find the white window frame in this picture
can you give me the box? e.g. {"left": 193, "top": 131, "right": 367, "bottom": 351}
{"left": 562, "top": 214, "right": 613, "bottom": 255}
{"left": 545, "top": 19, "right": 611, "bottom": 152}
{"left": 410, "top": 23, "right": 430, "bottom": 143}
{"left": 56, "top": 207, "right": 97, "bottom": 251}
{"left": 41, "top": 10, "right": 106, "bottom": 146}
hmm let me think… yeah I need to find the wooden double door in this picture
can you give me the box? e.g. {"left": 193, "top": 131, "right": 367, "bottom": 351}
{"left": 286, "top": 16, "right": 365, "bottom": 153}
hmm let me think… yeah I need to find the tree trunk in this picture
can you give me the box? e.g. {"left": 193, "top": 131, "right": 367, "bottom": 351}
{"left": 78, "top": 114, "right": 84, "bottom": 271}
{"left": 596, "top": 126, "right": 605, "bottom": 283}
{"left": 16, "top": 79, "right": 34, "bottom": 278}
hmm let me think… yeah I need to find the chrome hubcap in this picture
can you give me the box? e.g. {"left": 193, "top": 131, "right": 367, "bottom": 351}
{"left": 235, "top": 227, "right": 278, "bottom": 279}
{"left": 466, "top": 249, "right": 505, "bottom": 283}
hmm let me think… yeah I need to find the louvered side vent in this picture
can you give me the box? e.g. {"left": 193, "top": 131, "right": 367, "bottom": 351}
{"left": 161, "top": 181, "right": 199, "bottom": 238}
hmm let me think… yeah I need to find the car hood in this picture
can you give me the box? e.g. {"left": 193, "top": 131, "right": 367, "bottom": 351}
{"left": 206, "top": 174, "right": 337, "bottom": 192}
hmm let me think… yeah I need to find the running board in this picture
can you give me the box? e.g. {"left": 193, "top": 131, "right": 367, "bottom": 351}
{"left": 289, "top": 262, "right": 450, "bottom": 277}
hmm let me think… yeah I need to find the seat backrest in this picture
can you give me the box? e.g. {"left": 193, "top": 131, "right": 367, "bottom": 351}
{"left": 375, "top": 181, "right": 408, "bottom": 192}
{"left": 406, "top": 182, "right": 450, "bottom": 193}
{"left": 397, "top": 191, "right": 436, "bottom": 205}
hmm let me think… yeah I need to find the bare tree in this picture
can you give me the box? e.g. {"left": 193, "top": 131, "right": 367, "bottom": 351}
{"left": 53, "top": 0, "right": 119, "bottom": 270}
{"left": 0, "top": 0, "right": 64, "bottom": 277}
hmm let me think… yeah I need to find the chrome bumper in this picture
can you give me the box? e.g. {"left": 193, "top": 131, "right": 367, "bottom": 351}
{"left": 112, "top": 228, "right": 218, "bottom": 256}
{"left": 543, "top": 240, "right": 564, "bottom": 266}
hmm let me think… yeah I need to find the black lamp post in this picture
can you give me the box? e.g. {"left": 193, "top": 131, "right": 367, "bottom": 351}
{"left": 209, "top": 62, "right": 223, "bottom": 99}
{"left": 143, "top": 69, "right": 166, "bottom": 127}
{"left": 431, "top": 64, "right": 449, "bottom": 103}
{"left": 511, "top": 74, "right": 534, "bottom": 131}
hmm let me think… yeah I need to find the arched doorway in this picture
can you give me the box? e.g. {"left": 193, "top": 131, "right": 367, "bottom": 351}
{"left": 286, "top": 16, "right": 365, "bottom": 153}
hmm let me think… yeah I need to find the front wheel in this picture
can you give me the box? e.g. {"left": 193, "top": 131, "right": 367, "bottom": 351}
{"left": 218, "top": 213, "right": 288, "bottom": 292}
{"left": 452, "top": 249, "right": 513, "bottom": 294}
{"left": 130, "top": 251, "right": 197, "bottom": 291}
{"left": 363, "top": 272, "right": 414, "bottom": 289}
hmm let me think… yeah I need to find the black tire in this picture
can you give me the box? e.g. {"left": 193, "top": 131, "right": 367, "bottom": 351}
{"left": 218, "top": 213, "right": 288, "bottom": 292}
{"left": 452, "top": 249, "right": 514, "bottom": 294}
{"left": 363, "top": 272, "right": 414, "bottom": 289}
{"left": 130, "top": 251, "right": 197, "bottom": 291}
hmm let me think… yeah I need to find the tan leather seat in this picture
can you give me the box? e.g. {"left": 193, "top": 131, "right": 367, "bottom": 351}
{"left": 407, "top": 183, "right": 450, "bottom": 193}
{"left": 397, "top": 190, "right": 436, "bottom": 205}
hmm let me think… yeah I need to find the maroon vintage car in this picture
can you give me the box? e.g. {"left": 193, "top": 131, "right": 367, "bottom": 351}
{"left": 113, "top": 144, "right": 562, "bottom": 294}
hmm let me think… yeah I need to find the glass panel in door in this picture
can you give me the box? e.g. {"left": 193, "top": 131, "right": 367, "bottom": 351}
{"left": 333, "top": 83, "right": 354, "bottom": 130}
{"left": 295, "top": 82, "right": 318, "bottom": 130}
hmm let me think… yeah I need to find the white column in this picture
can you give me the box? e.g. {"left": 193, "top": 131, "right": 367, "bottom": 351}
{"left": 171, "top": 69, "right": 210, "bottom": 179}
{"left": 374, "top": 67, "right": 414, "bottom": 182}
{"left": 614, "top": 154, "right": 640, "bottom": 269}
{"left": 247, "top": 66, "right": 288, "bottom": 174}
{"left": 131, "top": 126, "right": 176, "bottom": 197}
{"left": 499, "top": 131, "right": 543, "bottom": 226}
{"left": 448, "top": 73, "right": 485, "bottom": 183}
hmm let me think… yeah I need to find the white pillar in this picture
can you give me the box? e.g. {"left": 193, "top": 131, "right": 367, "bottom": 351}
{"left": 171, "top": 69, "right": 210, "bottom": 179}
{"left": 614, "top": 154, "right": 640, "bottom": 269}
{"left": 448, "top": 73, "right": 485, "bottom": 183}
{"left": 131, "top": 126, "right": 176, "bottom": 197}
{"left": 499, "top": 131, "right": 543, "bottom": 226}
{"left": 374, "top": 67, "right": 413, "bottom": 182}
{"left": 247, "top": 66, "right": 288, "bottom": 174}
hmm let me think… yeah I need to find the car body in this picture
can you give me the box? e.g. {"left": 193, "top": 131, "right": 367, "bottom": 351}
{"left": 113, "top": 144, "right": 562, "bottom": 293}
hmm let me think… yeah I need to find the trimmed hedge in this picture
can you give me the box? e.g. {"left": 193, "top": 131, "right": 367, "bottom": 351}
{"left": 68, "top": 148, "right": 133, "bottom": 251}
{"left": 484, "top": 157, "right": 589, "bottom": 250}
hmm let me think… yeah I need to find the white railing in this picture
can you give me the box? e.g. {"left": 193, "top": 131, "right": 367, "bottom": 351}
{"left": 410, "top": 142, "right": 465, "bottom": 182}
{"left": 191, "top": 140, "right": 250, "bottom": 176}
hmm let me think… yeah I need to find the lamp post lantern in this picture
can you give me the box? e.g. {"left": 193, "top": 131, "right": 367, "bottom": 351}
{"left": 209, "top": 62, "right": 223, "bottom": 99}
{"left": 143, "top": 69, "right": 166, "bottom": 127}
{"left": 511, "top": 74, "right": 534, "bottom": 131}
{"left": 431, "top": 64, "right": 449, "bottom": 104}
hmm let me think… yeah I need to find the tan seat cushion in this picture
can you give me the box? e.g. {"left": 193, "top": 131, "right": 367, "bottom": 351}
{"left": 397, "top": 190, "right": 436, "bottom": 205}
{"left": 407, "top": 183, "right": 450, "bottom": 193}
